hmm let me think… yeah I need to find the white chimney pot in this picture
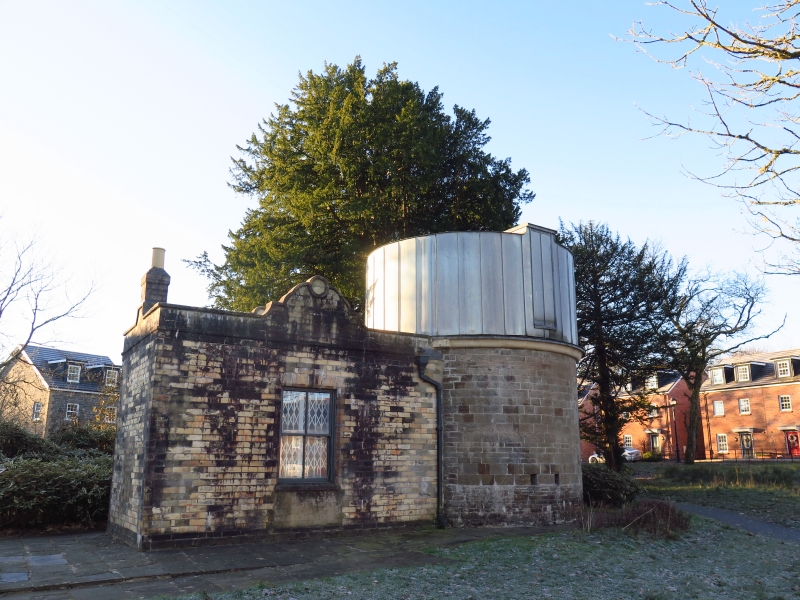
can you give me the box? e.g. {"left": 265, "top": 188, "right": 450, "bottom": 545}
{"left": 152, "top": 247, "right": 166, "bottom": 270}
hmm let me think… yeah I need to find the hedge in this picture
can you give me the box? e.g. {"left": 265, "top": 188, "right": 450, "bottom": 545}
{"left": 0, "top": 456, "right": 113, "bottom": 528}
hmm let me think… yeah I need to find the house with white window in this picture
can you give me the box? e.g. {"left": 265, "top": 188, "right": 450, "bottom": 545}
{"left": 0, "top": 344, "right": 120, "bottom": 436}
{"left": 703, "top": 349, "right": 800, "bottom": 459}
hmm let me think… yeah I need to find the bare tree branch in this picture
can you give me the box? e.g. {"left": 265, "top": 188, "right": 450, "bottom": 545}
{"left": 629, "top": 1, "right": 800, "bottom": 272}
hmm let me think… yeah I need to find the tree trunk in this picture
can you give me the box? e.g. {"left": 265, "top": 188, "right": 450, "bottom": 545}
{"left": 683, "top": 377, "right": 703, "bottom": 465}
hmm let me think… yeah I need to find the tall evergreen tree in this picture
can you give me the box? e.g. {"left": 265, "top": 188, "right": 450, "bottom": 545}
{"left": 560, "top": 222, "right": 680, "bottom": 471}
{"left": 190, "top": 58, "right": 534, "bottom": 311}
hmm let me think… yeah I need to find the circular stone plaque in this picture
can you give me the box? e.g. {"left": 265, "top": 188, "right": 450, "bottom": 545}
{"left": 309, "top": 277, "right": 328, "bottom": 297}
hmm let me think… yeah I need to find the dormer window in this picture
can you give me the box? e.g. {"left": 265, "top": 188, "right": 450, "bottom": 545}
{"left": 710, "top": 369, "right": 724, "bottom": 385}
{"left": 737, "top": 365, "right": 750, "bottom": 382}
{"left": 67, "top": 365, "right": 81, "bottom": 384}
{"left": 105, "top": 369, "right": 119, "bottom": 387}
{"left": 646, "top": 375, "right": 659, "bottom": 390}
{"left": 777, "top": 360, "right": 791, "bottom": 378}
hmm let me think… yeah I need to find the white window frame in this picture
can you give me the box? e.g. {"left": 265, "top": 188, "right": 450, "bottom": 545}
{"left": 32, "top": 402, "right": 42, "bottom": 421}
{"left": 739, "top": 398, "right": 751, "bottom": 415}
{"left": 776, "top": 360, "right": 791, "bottom": 378}
{"left": 105, "top": 369, "right": 119, "bottom": 387}
{"left": 66, "top": 403, "right": 80, "bottom": 421}
{"left": 717, "top": 433, "right": 729, "bottom": 453}
{"left": 711, "top": 369, "right": 724, "bottom": 385}
{"left": 648, "top": 406, "right": 659, "bottom": 418}
{"left": 103, "top": 406, "right": 117, "bottom": 424}
{"left": 713, "top": 400, "right": 724, "bottom": 416}
{"left": 67, "top": 365, "right": 81, "bottom": 384}
{"left": 780, "top": 395, "right": 792, "bottom": 412}
{"left": 737, "top": 365, "right": 750, "bottom": 382}
{"left": 623, "top": 434, "right": 633, "bottom": 448}
{"left": 621, "top": 411, "right": 630, "bottom": 420}
{"left": 646, "top": 375, "right": 659, "bottom": 390}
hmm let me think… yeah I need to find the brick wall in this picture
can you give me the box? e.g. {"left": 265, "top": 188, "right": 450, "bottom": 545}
{"left": 108, "top": 279, "right": 439, "bottom": 549}
{"left": 440, "top": 345, "right": 582, "bottom": 526}
{"left": 704, "top": 382, "right": 800, "bottom": 457}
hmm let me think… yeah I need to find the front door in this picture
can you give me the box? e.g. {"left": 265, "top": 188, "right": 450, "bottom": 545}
{"left": 786, "top": 431, "right": 800, "bottom": 457}
{"left": 740, "top": 432, "right": 754, "bottom": 459}
{"left": 650, "top": 434, "right": 661, "bottom": 453}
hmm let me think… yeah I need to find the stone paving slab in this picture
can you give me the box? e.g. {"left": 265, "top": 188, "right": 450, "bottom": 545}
{"left": 0, "top": 525, "right": 561, "bottom": 599}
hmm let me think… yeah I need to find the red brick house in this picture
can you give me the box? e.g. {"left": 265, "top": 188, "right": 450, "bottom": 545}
{"left": 580, "top": 348, "right": 800, "bottom": 461}
{"left": 580, "top": 373, "right": 705, "bottom": 461}
{"left": 701, "top": 349, "right": 800, "bottom": 459}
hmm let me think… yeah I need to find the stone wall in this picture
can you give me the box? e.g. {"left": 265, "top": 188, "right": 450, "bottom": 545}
{"left": 439, "top": 344, "right": 582, "bottom": 526}
{"left": 108, "top": 277, "right": 439, "bottom": 549}
{"left": 3, "top": 360, "right": 49, "bottom": 437}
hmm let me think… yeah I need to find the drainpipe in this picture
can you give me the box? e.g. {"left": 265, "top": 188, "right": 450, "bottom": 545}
{"left": 415, "top": 350, "right": 447, "bottom": 529}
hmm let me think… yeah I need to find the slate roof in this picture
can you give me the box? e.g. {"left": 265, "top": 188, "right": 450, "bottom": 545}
{"left": 23, "top": 344, "right": 119, "bottom": 394}
{"left": 703, "top": 348, "right": 800, "bottom": 392}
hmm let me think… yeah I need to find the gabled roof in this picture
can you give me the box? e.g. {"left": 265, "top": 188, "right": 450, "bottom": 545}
{"left": 704, "top": 348, "right": 800, "bottom": 391}
{"left": 22, "top": 345, "right": 118, "bottom": 394}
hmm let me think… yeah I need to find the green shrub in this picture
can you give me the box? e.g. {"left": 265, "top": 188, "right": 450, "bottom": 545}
{"left": 642, "top": 451, "right": 663, "bottom": 462}
{"left": 49, "top": 423, "right": 116, "bottom": 455}
{"left": 0, "top": 420, "right": 59, "bottom": 459}
{"left": 582, "top": 463, "right": 641, "bottom": 507}
{"left": 0, "top": 456, "right": 112, "bottom": 528}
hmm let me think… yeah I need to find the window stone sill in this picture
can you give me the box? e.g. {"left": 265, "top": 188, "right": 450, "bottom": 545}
{"left": 274, "top": 482, "right": 339, "bottom": 493}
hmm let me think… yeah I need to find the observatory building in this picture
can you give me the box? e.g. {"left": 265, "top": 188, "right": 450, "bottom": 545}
{"left": 108, "top": 224, "right": 582, "bottom": 550}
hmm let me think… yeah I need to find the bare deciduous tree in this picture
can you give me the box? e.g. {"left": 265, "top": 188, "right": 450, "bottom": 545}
{"left": 655, "top": 271, "right": 782, "bottom": 463}
{"left": 0, "top": 225, "right": 93, "bottom": 424}
{"left": 629, "top": 1, "right": 800, "bottom": 273}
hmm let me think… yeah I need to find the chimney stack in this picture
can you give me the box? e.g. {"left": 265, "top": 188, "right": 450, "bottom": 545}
{"left": 141, "top": 247, "right": 170, "bottom": 315}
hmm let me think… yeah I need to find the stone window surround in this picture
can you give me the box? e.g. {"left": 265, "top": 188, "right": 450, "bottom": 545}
{"left": 278, "top": 388, "right": 334, "bottom": 483}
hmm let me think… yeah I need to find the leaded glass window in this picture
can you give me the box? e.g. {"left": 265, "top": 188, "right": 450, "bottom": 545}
{"left": 279, "top": 390, "right": 332, "bottom": 480}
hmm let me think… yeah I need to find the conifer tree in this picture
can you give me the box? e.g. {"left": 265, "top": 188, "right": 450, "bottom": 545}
{"left": 190, "top": 58, "right": 534, "bottom": 311}
{"left": 560, "top": 222, "right": 680, "bottom": 471}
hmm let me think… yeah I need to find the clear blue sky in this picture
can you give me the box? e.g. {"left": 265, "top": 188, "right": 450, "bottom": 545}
{"left": 1, "top": 0, "right": 795, "bottom": 361}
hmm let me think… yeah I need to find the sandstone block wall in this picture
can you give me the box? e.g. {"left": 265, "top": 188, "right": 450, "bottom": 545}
{"left": 108, "top": 279, "right": 439, "bottom": 549}
{"left": 440, "top": 345, "right": 582, "bottom": 526}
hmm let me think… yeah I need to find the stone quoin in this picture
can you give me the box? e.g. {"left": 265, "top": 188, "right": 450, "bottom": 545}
{"left": 108, "top": 224, "right": 583, "bottom": 550}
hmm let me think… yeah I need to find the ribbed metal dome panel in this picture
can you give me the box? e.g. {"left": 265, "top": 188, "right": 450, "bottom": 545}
{"left": 364, "top": 224, "right": 577, "bottom": 345}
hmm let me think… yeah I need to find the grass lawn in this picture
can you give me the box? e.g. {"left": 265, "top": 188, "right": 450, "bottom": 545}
{"left": 633, "top": 461, "right": 800, "bottom": 530}
{"left": 164, "top": 518, "right": 800, "bottom": 600}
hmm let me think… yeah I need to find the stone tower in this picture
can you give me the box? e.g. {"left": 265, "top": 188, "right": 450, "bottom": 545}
{"left": 364, "top": 224, "right": 582, "bottom": 526}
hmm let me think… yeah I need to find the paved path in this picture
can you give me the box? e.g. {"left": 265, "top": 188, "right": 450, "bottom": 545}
{"left": 676, "top": 502, "right": 800, "bottom": 544}
{"left": 0, "top": 525, "right": 563, "bottom": 599}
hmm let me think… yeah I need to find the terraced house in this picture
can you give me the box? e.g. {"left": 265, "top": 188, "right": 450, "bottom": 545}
{"left": 0, "top": 344, "right": 120, "bottom": 437}
{"left": 582, "top": 349, "right": 800, "bottom": 462}
{"left": 702, "top": 349, "right": 800, "bottom": 460}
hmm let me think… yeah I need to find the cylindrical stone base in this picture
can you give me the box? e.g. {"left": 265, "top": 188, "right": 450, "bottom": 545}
{"left": 441, "top": 343, "right": 582, "bottom": 526}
